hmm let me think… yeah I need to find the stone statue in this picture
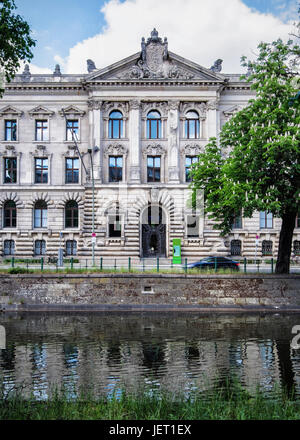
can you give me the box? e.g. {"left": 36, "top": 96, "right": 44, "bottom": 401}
{"left": 53, "top": 64, "right": 61, "bottom": 76}
{"left": 21, "top": 64, "right": 31, "bottom": 81}
{"left": 87, "top": 59, "right": 97, "bottom": 73}
{"left": 210, "top": 59, "right": 223, "bottom": 73}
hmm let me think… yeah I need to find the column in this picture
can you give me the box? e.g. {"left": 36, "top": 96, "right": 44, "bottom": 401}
{"left": 129, "top": 100, "right": 141, "bottom": 183}
{"left": 167, "top": 100, "right": 180, "bottom": 183}
{"left": 88, "top": 100, "right": 102, "bottom": 182}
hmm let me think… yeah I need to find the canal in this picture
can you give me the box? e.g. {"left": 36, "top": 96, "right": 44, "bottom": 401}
{"left": 1, "top": 312, "right": 300, "bottom": 399}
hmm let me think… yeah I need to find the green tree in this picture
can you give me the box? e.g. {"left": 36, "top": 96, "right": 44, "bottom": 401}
{"left": 191, "top": 38, "right": 300, "bottom": 274}
{"left": 0, "top": 0, "right": 35, "bottom": 95}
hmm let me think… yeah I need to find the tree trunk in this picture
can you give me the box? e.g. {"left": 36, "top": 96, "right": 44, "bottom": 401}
{"left": 275, "top": 211, "right": 297, "bottom": 274}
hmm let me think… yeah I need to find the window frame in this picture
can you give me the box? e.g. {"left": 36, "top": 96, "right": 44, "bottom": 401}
{"left": 108, "top": 111, "right": 123, "bottom": 139}
{"left": 109, "top": 155, "right": 123, "bottom": 183}
{"left": 66, "top": 119, "right": 79, "bottom": 142}
{"left": 3, "top": 239, "right": 15, "bottom": 256}
{"left": 65, "top": 201, "right": 79, "bottom": 229}
{"left": 3, "top": 200, "right": 17, "bottom": 228}
{"left": 185, "top": 156, "right": 199, "bottom": 183}
{"left": 4, "top": 119, "right": 17, "bottom": 142}
{"left": 108, "top": 214, "right": 122, "bottom": 238}
{"left": 147, "top": 155, "right": 161, "bottom": 183}
{"left": 34, "top": 239, "right": 46, "bottom": 256}
{"left": 3, "top": 157, "right": 17, "bottom": 184}
{"left": 186, "top": 214, "right": 200, "bottom": 238}
{"left": 146, "top": 111, "right": 162, "bottom": 139}
{"left": 65, "top": 157, "right": 79, "bottom": 184}
{"left": 34, "top": 201, "right": 48, "bottom": 229}
{"left": 66, "top": 240, "right": 77, "bottom": 256}
{"left": 35, "top": 119, "right": 49, "bottom": 142}
{"left": 260, "top": 211, "right": 273, "bottom": 229}
{"left": 34, "top": 157, "right": 49, "bottom": 184}
{"left": 185, "top": 111, "right": 200, "bottom": 139}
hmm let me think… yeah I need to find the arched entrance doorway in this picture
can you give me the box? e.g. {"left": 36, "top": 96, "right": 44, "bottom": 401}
{"left": 141, "top": 204, "right": 166, "bottom": 258}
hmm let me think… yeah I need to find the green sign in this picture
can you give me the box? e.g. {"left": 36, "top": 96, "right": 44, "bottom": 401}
{"left": 173, "top": 239, "right": 181, "bottom": 264}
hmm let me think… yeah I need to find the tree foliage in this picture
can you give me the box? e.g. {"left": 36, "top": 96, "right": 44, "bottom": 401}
{"left": 191, "top": 38, "right": 300, "bottom": 273}
{"left": 0, "top": 0, "right": 35, "bottom": 94}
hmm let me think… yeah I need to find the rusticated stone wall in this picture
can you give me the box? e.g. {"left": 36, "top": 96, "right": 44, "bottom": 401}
{"left": 0, "top": 274, "right": 299, "bottom": 309}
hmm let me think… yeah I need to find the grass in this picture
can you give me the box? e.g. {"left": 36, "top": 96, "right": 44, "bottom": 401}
{"left": 0, "top": 381, "right": 300, "bottom": 420}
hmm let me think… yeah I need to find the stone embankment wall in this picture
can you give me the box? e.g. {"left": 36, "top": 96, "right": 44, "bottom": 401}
{"left": 0, "top": 274, "right": 299, "bottom": 309}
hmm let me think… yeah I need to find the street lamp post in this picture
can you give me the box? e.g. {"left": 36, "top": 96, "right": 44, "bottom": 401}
{"left": 61, "top": 109, "right": 99, "bottom": 267}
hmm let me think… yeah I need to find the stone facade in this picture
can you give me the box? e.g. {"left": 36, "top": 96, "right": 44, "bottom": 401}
{"left": 0, "top": 29, "right": 299, "bottom": 260}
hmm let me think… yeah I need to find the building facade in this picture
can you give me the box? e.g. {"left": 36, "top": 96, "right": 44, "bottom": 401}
{"left": 0, "top": 29, "right": 299, "bottom": 260}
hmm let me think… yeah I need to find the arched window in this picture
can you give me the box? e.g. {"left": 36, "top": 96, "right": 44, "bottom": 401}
{"left": 65, "top": 201, "right": 79, "bottom": 228}
{"left": 35, "top": 240, "right": 46, "bottom": 255}
{"left": 109, "top": 111, "right": 123, "bottom": 139}
{"left": 293, "top": 240, "right": 300, "bottom": 256}
{"left": 34, "top": 200, "right": 47, "bottom": 228}
{"left": 262, "top": 240, "right": 273, "bottom": 256}
{"left": 4, "top": 239, "right": 15, "bottom": 256}
{"left": 66, "top": 240, "right": 77, "bottom": 256}
{"left": 185, "top": 111, "right": 200, "bottom": 139}
{"left": 4, "top": 200, "right": 16, "bottom": 228}
{"left": 147, "top": 111, "right": 161, "bottom": 139}
{"left": 231, "top": 240, "right": 241, "bottom": 256}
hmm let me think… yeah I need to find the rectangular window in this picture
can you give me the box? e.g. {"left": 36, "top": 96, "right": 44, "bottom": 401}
{"left": 35, "top": 158, "right": 48, "bottom": 184}
{"left": 296, "top": 215, "right": 300, "bottom": 228}
{"left": 109, "top": 156, "right": 123, "bottom": 182}
{"left": 4, "top": 240, "right": 15, "bottom": 256}
{"left": 109, "top": 215, "right": 122, "bottom": 237}
{"left": 5, "top": 120, "right": 17, "bottom": 141}
{"left": 147, "top": 156, "right": 161, "bottom": 182}
{"left": 34, "top": 209, "right": 47, "bottom": 228}
{"left": 147, "top": 120, "right": 161, "bottom": 139}
{"left": 260, "top": 211, "right": 273, "bottom": 228}
{"left": 185, "top": 120, "right": 200, "bottom": 139}
{"left": 66, "top": 240, "right": 77, "bottom": 256}
{"left": 66, "top": 120, "right": 79, "bottom": 141}
{"left": 65, "top": 158, "right": 79, "bottom": 183}
{"left": 34, "top": 240, "right": 46, "bottom": 255}
{"left": 4, "top": 158, "right": 17, "bottom": 183}
{"left": 187, "top": 215, "right": 199, "bottom": 237}
{"left": 232, "top": 212, "right": 242, "bottom": 229}
{"left": 35, "top": 120, "right": 49, "bottom": 141}
{"left": 185, "top": 156, "right": 198, "bottom": 182}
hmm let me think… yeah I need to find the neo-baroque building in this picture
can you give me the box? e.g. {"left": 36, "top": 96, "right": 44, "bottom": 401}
{"left": 0, "top": 29, "right": 299, "bottom": 260}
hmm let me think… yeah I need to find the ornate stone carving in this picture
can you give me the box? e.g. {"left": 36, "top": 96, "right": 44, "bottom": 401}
{"left": 142, "top": 143, "right": 165, "bottom": 157}
{"left": 141, "top": 101, "right": 168, "bottom": 118}
{"left": 210, "top": 59, "right": 223, "bottom": 73}
{"left": 87, "top": 59, "right": 97, "bottom": 73}
{"left": 129, "top": 100, "right": 140, "bottom": 110}
{"left": 101, "top": 101, "right": 129, "bottom": 117}
{"left": 117, "top": 29, "right": 194, "bottom": 80}
{"left": 223, "top": 105, "right": 244, "bottom": 119}
{"left": 87, "top": 99, "right": 102, "bottom": 110}
{"left": 207, "top": 99, "right": 219, "bottom": 110}
{"left": 181, "top": 144, "right": 203, "bottom": 156}
{"left": 104, "top": 144, "right": 128, "bottom": 157}
{"left": 180, "top": 102, "right": 208, "bottom": 119}
{"left": 0, "top": 192, "right": 24, "bottom": 208}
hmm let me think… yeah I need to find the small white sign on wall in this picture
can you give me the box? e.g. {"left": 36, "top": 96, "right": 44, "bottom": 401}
{"left": 0, "top": 325, "right": 5, "bottom": 350}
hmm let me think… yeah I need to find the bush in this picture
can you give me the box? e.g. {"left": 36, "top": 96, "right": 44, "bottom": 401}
{"left": 8, "top": 267, "right": 33, "bottom": 274}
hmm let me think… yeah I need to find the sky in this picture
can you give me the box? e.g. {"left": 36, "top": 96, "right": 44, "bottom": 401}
{"left": 15, "top": 0, "right": 299, "bottom": 74}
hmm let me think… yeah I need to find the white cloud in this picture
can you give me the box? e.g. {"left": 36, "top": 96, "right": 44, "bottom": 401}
{"left": 59, "top": 0, "right": 295, "bottom": 74}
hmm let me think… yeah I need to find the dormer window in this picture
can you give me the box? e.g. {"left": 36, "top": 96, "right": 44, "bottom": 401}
{"left": 185, "top": 111, "right": 200, "bottom": 139}
{"left": 147, "top": 111, "right": 161, "bottom": 139}
{"left": 109, "top": 111, "right": 123, "bottom": 139}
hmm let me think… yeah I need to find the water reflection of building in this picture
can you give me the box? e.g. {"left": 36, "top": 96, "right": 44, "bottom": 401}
{"left": 0, "top": 315, "right": 299, "bottom": 398}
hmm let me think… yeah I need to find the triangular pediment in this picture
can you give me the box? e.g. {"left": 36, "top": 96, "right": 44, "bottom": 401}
{"left": 85, "top": 51, "right": 225, "bottom": 83}
{"left": 59, "top": 105, "right": 86, "bottom": 117}
{"left": 28, "top": 106, "right": 55, "bottom": 116}
{"left": 0, "top": 105, "right": 23, "bottom": 117}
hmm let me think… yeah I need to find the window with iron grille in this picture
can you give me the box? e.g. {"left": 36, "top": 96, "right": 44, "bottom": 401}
{"left": 260, "top": 211, "right": 273, "bottom": 228}
{"left": 108, "top": 215, "right": 122, "bottom": 237}
{"left": 262, "top": 240, "right": 273, "bottom": 256}
{"left": 185, "top": 111, "right": 200, "bottom": 139}
{"left": 4, "top": 200, "right": 16, "bottom": 228}
{"left": 65, "top": 158, "right": 79, "bottom": 183}
{"left": 34, "top": 240, "right": 46, "bottom": 255}
{"left": 66, "top": 120, "right": 79, "bottom": 141}
{"left": 5, "top": 120, "right": 17, "bottom": 141}
{"left": 35, "top": 120, "right": 49, "bottom": 141}
{"left": 231, "top": 240, "right": 241, "bottom": 256}
{"left": 34, "top": 200, "right": 47, "bottom": 228}
{"left": 147, "top": 156, "right": 161, "bottom": 182}
{"left": 185, "top": 156, "right": 198, "bottom": 182}
{"left": 187, "top": 215, "right": 199, "bottom": 237}
{"left": 4, "top": 158, "right": 17, "bottom": 184}
{"left": 147, "top": 111, "right": 161, "bottom": 139}
{"left": 66, "top": 240, "right": 77, "bottom": 256}
{"left": 65, "top": 201, "right": 79, "bottom": 228}
{"left": 4, "top": 240, "right": 15, "bottom": 256}
{"left": 108, "top": 111, "right": 123, "bottom": 139}
{"left": 35, "top": 158, "right": 48, "bottom": 184}
{"left": 109, "top": 156, "right": 123, "bottom": 182}
{"left": 294, "top": 240, "right": 300, "bottom": 256}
